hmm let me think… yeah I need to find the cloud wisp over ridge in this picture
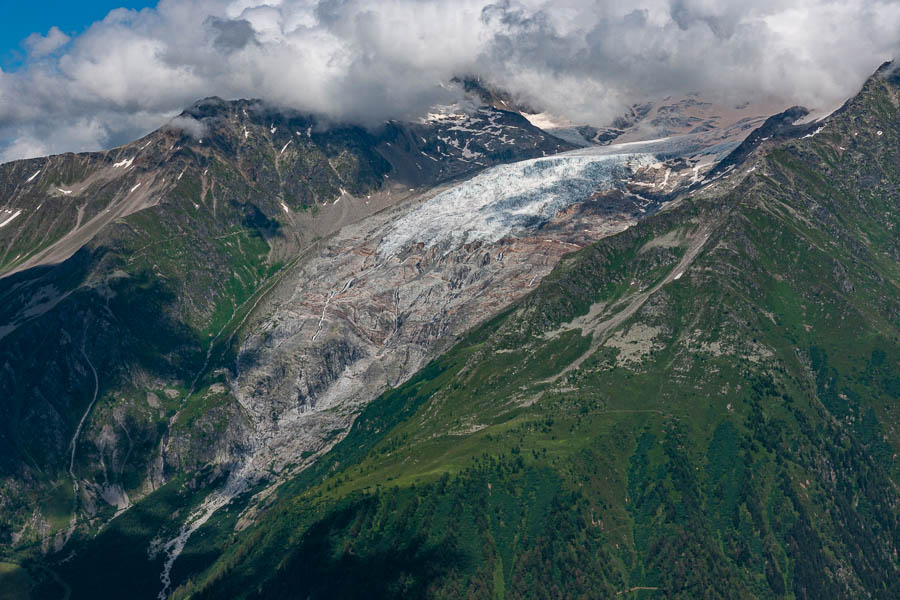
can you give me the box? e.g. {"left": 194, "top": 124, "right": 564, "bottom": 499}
{"left": 2, "top": 0, "right": 899, "bottom": 163}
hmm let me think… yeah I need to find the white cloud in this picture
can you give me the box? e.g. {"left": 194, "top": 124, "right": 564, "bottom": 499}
{"left": 1, "top": 0, "right": 899, "bottom": 163}
{"left": 166, "top": 115, "right": 208, "bottom": 139}
{"left": 22, "top": 26, "right": 71, "bottom": 58}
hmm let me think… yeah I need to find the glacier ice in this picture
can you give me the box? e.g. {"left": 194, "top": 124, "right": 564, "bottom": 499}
{"left": 378, "top": 148, "right": 656, "bottom": 257}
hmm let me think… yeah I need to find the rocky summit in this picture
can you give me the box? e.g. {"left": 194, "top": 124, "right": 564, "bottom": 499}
{"left": 0, "top": 60, "right": 899, "bottom": 600}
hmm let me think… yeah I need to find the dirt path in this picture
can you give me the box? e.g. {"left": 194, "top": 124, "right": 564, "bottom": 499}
{"left": 63, "top": 334, "right": 99, "bottom": 546}
{"left": 68, "top": 343, "right": 99, "bottom": 476}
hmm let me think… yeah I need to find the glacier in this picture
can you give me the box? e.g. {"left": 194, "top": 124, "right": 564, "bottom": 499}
{"left": 378, "top": 147, "right": 658, "bottom": 258}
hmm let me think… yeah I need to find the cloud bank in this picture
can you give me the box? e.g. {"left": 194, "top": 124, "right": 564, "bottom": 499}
{"left": 2, "top": 0, "right": 899, "bottom": 163}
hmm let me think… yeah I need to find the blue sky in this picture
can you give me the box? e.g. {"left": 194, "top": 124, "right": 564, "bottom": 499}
{"left": 0, "top": 0, "right": 156, "bottom": 69}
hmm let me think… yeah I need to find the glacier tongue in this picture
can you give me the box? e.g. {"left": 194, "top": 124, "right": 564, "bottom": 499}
{"left": 378, "top": 148, "right": 657, "bottom": 257}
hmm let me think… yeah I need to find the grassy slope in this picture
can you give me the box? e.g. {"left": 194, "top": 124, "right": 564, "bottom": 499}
{"left": 172, "top": 75, "right": 900, "bottom": 599}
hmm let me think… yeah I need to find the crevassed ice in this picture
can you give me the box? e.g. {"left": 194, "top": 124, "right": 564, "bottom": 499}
{"left": 378, "top": 149, "right": 655, "bottom": 257}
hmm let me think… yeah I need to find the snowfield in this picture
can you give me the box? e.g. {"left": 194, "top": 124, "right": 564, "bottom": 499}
{"left": 378, "top": 148, "right": 656, "bottom": 257}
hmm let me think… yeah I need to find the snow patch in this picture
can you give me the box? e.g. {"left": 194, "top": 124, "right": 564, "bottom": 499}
{"left": 423, "top": 105, "right": 467, "bottom": 123}
{"left": 802, "top": 126, "right": 825, "bottom": 139}
{"left": 130, "top": 183, "right": 142, "bottom": 193}
{"left": 113, "top": 157, "right": 134, "bottom": 169}
{"left": 0, "top": 210, "right": 22, "bottom": 228}
{"left": 280, "top": 140, "right": 292, "bottom": 154}
{"left": 673, "top": 271, "right": 684, "bottom": 280}
{"left": 25, "top": 170, "right": 40, "bottom": 183}
{"left": 58, "top": 188, "right": 72, "bottom": 195}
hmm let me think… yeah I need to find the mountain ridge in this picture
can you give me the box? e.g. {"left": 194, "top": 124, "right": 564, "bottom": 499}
{"left": 163, "top": 63, "right": 900, "bottom": 599}
{"left": 1, "top": 65, "right": 898, "bottom": 599}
